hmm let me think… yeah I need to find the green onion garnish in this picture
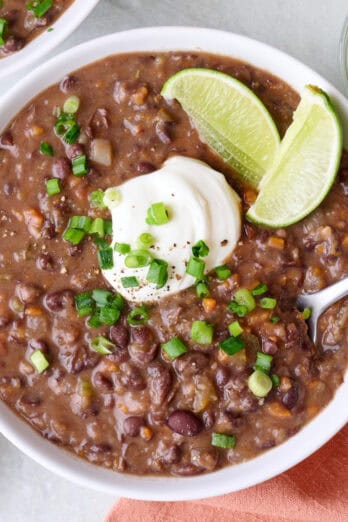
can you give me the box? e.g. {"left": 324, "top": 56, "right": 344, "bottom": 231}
{"left": 63, "top": 95, "right": 80, "bottom": 114}
{"left": 63, "top": 123, "right": 80, "bottom": 144}
{"left": 254, "top": 351, "right": 273, "bottom": 373}
{"left": 114, "top": 242, "right": 131, "bottom": 254}
{"left": 228, "top": 320, "right": 243, "bottom": 337}
{"left": 228, "top": 300, "right": 248, "bottom": 317}
{"left": 92, "top": 289, "right": 112, "bottom": 306}
{"left": 260, "top": 297, "right": 277, "bottom": 309}
{"left": 146, "top": 259, "right": 168, "bottom": 289}
{"left": 252, "top": 283, "right": 268, "bottom": 296}
{"left": 30, "top": 349, "right": 49, "bottom": 373}
{"left": 186, "top": 256, "right": 205, "bottom": 280}
{"left": 219, "top": 335, "right": 245, "bottom": 355}
{"left": 63, "top": 227, "right": 85, "bottom": 245}
{"left": 270, "top": 316, "right": 280, "bottom": 324}
{"left": 104, "top": 219, "right": 113, "bottom": 236}
{"left": 40, "top": 141, "right": 54, "bottom": 156}
{"left": 191, "top": 320, "right": 213, "bottom": 345}
{"left": 302, "top": 307, "right": 312, "bottom": 320}
{"left": 248, "top": 370, "right": 272, "bottom": 398}
{"left": 89, "top": 189, "right": 106, "bottom": 209}
{"left": 26, "top": 0, "right": 53, "bottom": 18}
{"left": 234, "top": 288, "right": 256, "bottom": 312}
{"left": 125, "top": 250, "right": 152, "bottom": 268}
{"left": 211, "top": 433, "right": 236, "bottom": 449}
{"left": 192, "top": 240, "right": 209, "bottom": 258}
{"left": 91, "top": 336, "right": 115, "bottom": 355}
{"left": 69, "top": 215, "right": 92, "bottom": 232}
{"left": 121, "top": 276, "right": 139, "bottom": 288}
{"left": 128, "top": 305, "right": 149, "bottom": 325}
{"left": 99, "top": 306, "right": 120, "bottom": 325}
{"left": 75, "top": 291, "right": 94, "bottom": 317}
{"left": 72, "top": 155, "right": 89, "bottom": 176}
{"left": 87, "top": 311, "right": 102, "bottom": 328}
{"left": 146, "top": 202, "right": 169, "bottom": 225}
{"left": 97, "top": 248, "right": 114, "bottom": 270}
{"left": 214, "top": 264, "right": 231, "bottom": 280}
{"left": 90, "top": 217, "right": 105, "bottom": 237}
{"left": 137, "top": 232, "right": 155, "bottom": 249}
{"left": 196, "top": 281, "right": 210, "bottom": 298}
{"left": 162, "top": 336, "right": 188, "bottom": 359}
{"left": 271, "top": 374, "right": 280, "bottom": 387}
{"left": 46, "top": 178, "right": 61, "bottom": 196}
{"left": 0, "top": 18, "right": 8, "bottom": 46}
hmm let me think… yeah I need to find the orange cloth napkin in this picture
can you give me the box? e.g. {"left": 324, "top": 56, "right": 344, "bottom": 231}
{"left": 106, "top": 425, "right": 347, "bottom": 522}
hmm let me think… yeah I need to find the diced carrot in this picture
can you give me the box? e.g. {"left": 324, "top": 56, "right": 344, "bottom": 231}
{"left": 244, "top": 189, "right": 257, "bottom": 205}
{"left": 267, "top": 236, "right": 285, "bottom": 250}
{"left": 267, "top": 401, "right": 292, "bottom": 417}
{"left": 202, "top": 297, "right": 217, "bottom": 312}
{"left": 279, "top": 376, "right": 292, "bottom": 393}
{"left": 23, "top": 208, "right": 44, "bottom": 239}
{"left": 140, "top": 427, "right": 153, "bottom": 441}
{"left": 25, "top": 306, "right": 43, "bottom": 317}
{"left": 118, "top": 403, "right": 129, "bottom": 414}
{"left": 31, "top": 125, "right": 44, "bottom": 137}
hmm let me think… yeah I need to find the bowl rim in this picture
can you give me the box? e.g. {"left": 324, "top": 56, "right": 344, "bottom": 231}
{"left": 0, "top": 26, "right": 347, "bottom": 501}
{"left": 0, "top": 0, "right": 101, "bottom": 79}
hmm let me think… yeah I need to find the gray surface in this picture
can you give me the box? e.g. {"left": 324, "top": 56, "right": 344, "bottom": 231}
{"left": 0, "top": 1, "right": 347, "bottom": 521}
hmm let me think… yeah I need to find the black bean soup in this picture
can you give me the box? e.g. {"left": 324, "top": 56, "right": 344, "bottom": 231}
{"left": 0, "top": 0, "right": 74, "bottom": 58}
{"left": 0, "top": 52, "right": 347, "bottom": 476}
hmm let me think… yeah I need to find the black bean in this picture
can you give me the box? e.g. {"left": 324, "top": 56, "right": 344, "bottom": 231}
{"left": 215, "top": 366, "right": 230, "bottom": 388}
{"left": 109, "top": 323, "right": 129, "bottom": 348}
{"left": 3, "top": 36, "right": 24, "bottom": 54}
{"left": 129, "top": 326, "right": 158, "bottom": 365}
{"left": 167, "top": 410, "right": 203, "bottom": 436}
{"left": 0, "top": 132, "right": 14, "bottom": 149}
{"left": 120, "top": 364, "right": 146, "bottom": 391}
{"left": 52, "top": 157, "right": 71, "bottom": 180}
{"left": 173, "top": 352, "right": 209, "bottom": 378}
{"left": 41, "top": 220, "right": 57, "bottom": 240}
{"left": 136, "top": 161, "right": 156, "bottom": 174}
{"left": 123, "top": 416, "right": 145, "bottom": 437}
{"left": 36, "top": 253, "right": 54, "bottom": 271}
{"left": 262, "top": 339, "right": 278, "bottom": 355}
{"left": 3, "top": 183, "right": 15, "bottom": 196}
{"left": 28, "top": 339, "right": 49, "bottom": 354}
{"left": 68, "top": 244, "right": 82, "bottom": 257}
{"left": 45, "top": 290, "right": 74, "bottom": 312}
{"left": 60, "top": 75, "right": 78, "bottom": 94}
{"left": 156, "top": 442, "right": 181, "bottom": 465}
{"left": 93, "top": 372, "right": 113, "bottom": 391}
{"left": 191, "top": 447, "right": 218, "bottom": 471}
{"left": 282, "top": 386, "right": 298, "bottom": 409}
{"left": 89, "top": 443, "right": 112, "bottom": 454}
{"left": 147, "top": 363, "right": 172, "bottom": 405}
{"left": 69, "top": 347, "right": 100, "bottom": 374}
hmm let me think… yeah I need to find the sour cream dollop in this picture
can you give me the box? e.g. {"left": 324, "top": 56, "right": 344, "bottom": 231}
{"left": 102, "top": 156, "right": 241, "bottom": 302}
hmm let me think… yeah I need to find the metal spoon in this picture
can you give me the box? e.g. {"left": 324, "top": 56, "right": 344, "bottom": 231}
{"left": 296, "top": 277, "right": 348, "bottom": 345}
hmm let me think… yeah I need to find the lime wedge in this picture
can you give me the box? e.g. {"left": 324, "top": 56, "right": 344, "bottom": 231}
{"left": 247, "top": 85, "right": 342, "bottom": 227}
{"left": 161, "top": 68, "right": 280, "bottom": 187}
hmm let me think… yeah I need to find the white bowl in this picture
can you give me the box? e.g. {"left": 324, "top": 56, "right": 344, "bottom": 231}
{"left": 0, "top": 27, "right": 347, "bottom": 501}
{"left": 0, "top": 0, "right": 100, "bottom": 79}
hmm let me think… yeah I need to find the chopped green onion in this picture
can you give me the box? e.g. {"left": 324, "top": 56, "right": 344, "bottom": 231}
{"left": 91, "top": 336, "right": 115, "bottom": 355}
{"left": 146, "top": 259, "right": 168, "bottom": 289}
{"left": 228, "top": 320, "right": 243, "bottom": 337}
{"left": 234, "top": 288, "right": 256, "bottom": 312}
{"left": 40, "top": 141, "right": 53, "bottom": 156}
{"left": 271, "top": 374, "right": 280, "bottom": 387}
{"left": 94, "top": 237, "right": 110, "bottom": 250}
{"left": 72, "top": 155, "right": 89, "bottom": 176}
{"left": 114, "top": 242, "right": 130, "bottom": 254}
{"left": 125, "top": 250, "right": 152, "bottom": 268}
{"left": 270, "top": 316, "right": 280, "bottom": 324}
{"left": 26, "top": 0, "right": 52, "bottom": 18}
{"left": 69, "top": 215, "right": 92, "bottom": 232}
{"left": 162, "top": 336, "right": 188, "bottom": 359}
{"left": 191, "top": 320, "right": 213, "bottom": 344}
{"left": 228, "top": 300, "right": 248, "bottom": 318}
{"left": 30, "top": 350, "right": 49, "bottom": 373}
{"left": 220, "top": 336, "right": 245, "bottom": 355}
{"left": 0, "top": 18, "right": 8, "bottom": 46}
{"left": 46, "top": 178, "right": 61, "bottom": 196}
{"left": 103, "top": 187, "right": 121, "bottom": 208}
{"left": 104, "top": 220, "right": 113, "bottom": 236}
{"left": 137, "top": 232, "right": 155, "bottom": 249}
{"left": 89, "top": 189, "right": 106, "bottom": 209}
{"left": 252, "top": 283, "right": 268, "bottom": 296}
{"left": 196, "top": 281, "right": 210, "bottom": 298}
{"left": 99, "top": 306, "right": 120, "bottom": 325}
{"left": 92, "top": 289, "right": 112, "bottom": 306}
{"left": 186, "top": 256, "right": 205, "bottom": 280}
{"left": 121, "top": 276, "right": 139, "bottom": 288}
{"left": 192, "top": 240, "right": 209, "bottom": 258}
{"left": 75, "top": 291, "right": 94, "bottom": 317}
{"left": 302, "top": 307, "right": 312, "bottom": 320}
{"left": 110, "top": 293, "right": 124, "bottom": 311}
{"left": 146, "top": 202, "right": 169, "bottom": 225}
{"left": 63, "top": 227, "right": 85, "bottom": 245}
{"left": 260, "top": 297, "right": 277, "bottom": 309}
{"left": 90, "top": 217, "right": 105, "bottom": 237}
{"left": 254, "top": 351, "right": 273, "bottom": 373}
{"left": 63, "top": 123, "right": 80, "bottom": 144}
{"left": 214, "top": 265, "right": 231, "bottom": 280}
{"left": 248, "top": 370, "right": 272, "bottom": 397}
{"left": 128, "top": 305, "right": 149, "bottom": 325}
{"left": 63, "top": 95, "right": 80, "bottom": 114}
{"left": 87, "top": 311, "right": 102, "bottom": 328}
{"left": 211, "top": 433, "right": 236, "bottom": 449}
{"left": 97, "top": 248, "right": 114, "bottom": 270}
